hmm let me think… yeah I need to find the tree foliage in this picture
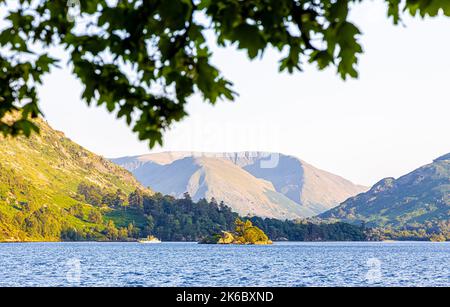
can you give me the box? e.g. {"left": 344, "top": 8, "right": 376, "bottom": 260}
{"left": 128, "top": 188, "right": 144, "bottom": 210}
{"left": 88, "top": 208, "right": 103, "bottom": 224}
{"left": 132, "top": 192, "right": 367, "bottom": 241}
{"left": 249, "top": 216, "right": 368, "bottom": 241}
{"left": 76, "top": 182, "right": 103, "bottom": 206}
{"left": 366, "top": 220, "right": 450, "bottom": 241}
{"left": 2, "top": 183, "right": 370, "bottom": 241}
{"left": 1, "top": 0, "right": 448, "bottom": 146}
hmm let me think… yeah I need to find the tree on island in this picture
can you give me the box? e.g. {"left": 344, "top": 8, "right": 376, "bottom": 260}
{"left": 234, "top": 218, "right": 271, "bottom": 244}
{"left": 1, "top": 0, "right": 448, "bottom": 146}
{"left": 201, "top": 218, "right": 273, "bottom": 244}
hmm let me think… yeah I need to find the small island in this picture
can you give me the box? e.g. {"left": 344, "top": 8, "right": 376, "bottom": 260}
{"left": 200, "top": 218, "right": 273, "bottom": 245}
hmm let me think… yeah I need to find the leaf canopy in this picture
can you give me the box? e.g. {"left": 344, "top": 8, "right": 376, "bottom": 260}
{"left": 0, "top": 0, "right": 448, "bottom": 146}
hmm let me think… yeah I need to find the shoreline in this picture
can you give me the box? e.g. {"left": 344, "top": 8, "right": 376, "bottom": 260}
{"left": 1, "top": 240, "right": 447, "bottom": 244}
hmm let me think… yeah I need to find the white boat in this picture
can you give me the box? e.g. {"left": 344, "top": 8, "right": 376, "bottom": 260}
{"left": 138, "top": 235, "right": 161, "bottom": 244}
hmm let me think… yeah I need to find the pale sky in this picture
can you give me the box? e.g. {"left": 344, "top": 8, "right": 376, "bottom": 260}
{"left": 35, "top": 1, "right": 450, "bottom": 186}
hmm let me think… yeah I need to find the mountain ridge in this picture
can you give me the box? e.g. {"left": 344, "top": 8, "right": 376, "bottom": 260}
{"left": 320, "top": 153, "right": 450, "bottom": 227}
{"left": 112, "top": 151, "right": 367, "bottom": 219}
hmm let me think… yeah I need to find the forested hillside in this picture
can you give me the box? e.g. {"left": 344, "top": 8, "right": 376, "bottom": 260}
{"left": 0, "top": 116, "right": 150, "bottom": 241}
{"left": 321, "top": 153, "right": 450, "bottom": 241}
{"left": 0, "top": 117, "right": 366, "bottom": 242}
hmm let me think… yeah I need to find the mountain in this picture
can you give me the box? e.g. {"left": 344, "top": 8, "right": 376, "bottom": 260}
{"left": 0, "top": 118, "right": 366, "bottom": 242}
{"left": 0, "top": 116, "right": 150, "bottom": 241}
{"left": 320, "top": 153, "right": 450, "bottom": 227}
{"left": 112, "top": 152, "right": 367, "bottom": 219}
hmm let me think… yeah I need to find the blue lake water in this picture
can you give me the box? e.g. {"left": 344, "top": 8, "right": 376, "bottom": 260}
{"left": 0, "top": 242, "right": 448, "bottom": 287}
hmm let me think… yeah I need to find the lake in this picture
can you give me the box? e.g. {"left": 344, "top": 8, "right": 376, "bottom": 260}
{"left": 0, "top": 242, "right": 448, "bottom": 287}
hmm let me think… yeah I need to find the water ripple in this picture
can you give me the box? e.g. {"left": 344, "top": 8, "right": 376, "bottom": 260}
{"left": 0, "top": 242, "right": 448, "bottom": 286}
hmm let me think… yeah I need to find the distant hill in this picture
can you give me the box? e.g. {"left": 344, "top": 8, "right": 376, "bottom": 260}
{"left": 0, "top": 116, "right": 150, "bottom": 241}
{"left": 320, "top": 153, "right": 450, "bottom": 227}
{"left": 112, "top": 152, "right": 367, "bottom": 219}
{"left": 0, "top": 118, "right": 367, "bottom": 242}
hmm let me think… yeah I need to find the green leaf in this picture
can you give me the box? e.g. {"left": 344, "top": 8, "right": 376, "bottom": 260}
{"left": 231, "top": 24, "right": 266, "bottom": 59}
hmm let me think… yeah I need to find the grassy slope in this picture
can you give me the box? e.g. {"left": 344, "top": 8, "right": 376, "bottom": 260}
{"left": 0, "top": 117, "right": 150, "bottom": 241}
